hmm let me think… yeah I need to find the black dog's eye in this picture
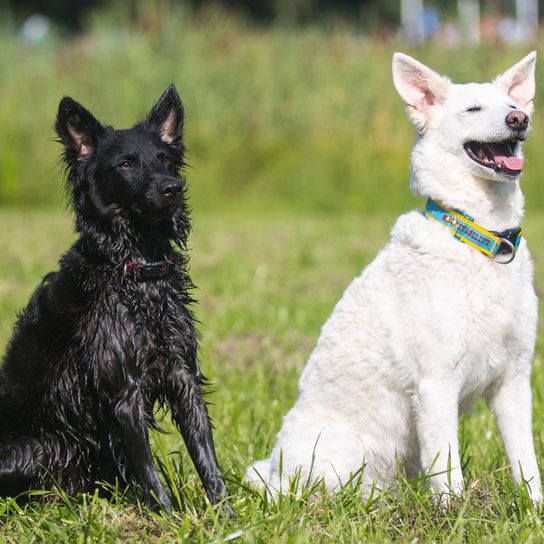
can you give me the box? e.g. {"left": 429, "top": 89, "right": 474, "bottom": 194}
{"left": 466, "top": 106, "right": 482, "bottom": 113}
{"left": 119, "top": 160, "right": 134, "bottom": 170}
{"left": 160, "top": 155, "right": 173, "bottom": 167}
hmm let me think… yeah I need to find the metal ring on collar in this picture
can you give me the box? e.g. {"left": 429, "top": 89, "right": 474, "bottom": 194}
{"left": 493, "top": 238, "right": 516, "bottom": 265}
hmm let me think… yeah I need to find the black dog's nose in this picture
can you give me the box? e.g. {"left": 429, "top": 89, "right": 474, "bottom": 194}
{"left": 506, "top": 110, "right": 529, "bottom": 131}
{"left": 160, "top": 179, "right": 182, "bottom": 197}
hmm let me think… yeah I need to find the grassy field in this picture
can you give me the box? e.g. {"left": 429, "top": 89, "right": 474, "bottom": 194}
{"left": 2, "top": 3, "right": 544, "bottom": 541}
{"left": 2, "top": 206, "right": 544, "bottom": 542}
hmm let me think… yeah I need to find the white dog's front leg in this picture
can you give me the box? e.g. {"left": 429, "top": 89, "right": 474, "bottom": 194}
{"left": 416, "top": 379, "right": 463, "bottom": 505}
{"left": 488, "top": 374, "right": 542, "bottom": 504}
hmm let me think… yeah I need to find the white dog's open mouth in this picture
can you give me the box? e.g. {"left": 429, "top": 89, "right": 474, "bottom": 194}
{"left": 464, "top": 140, "right": 523, "bottom": 175}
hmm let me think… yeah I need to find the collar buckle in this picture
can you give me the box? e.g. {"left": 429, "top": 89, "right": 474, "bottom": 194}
{"left": 493, "top": 238, "right": 516, "bottom": 265}
{"left": 490, "top": 226, "right": 522, "bottom": 265}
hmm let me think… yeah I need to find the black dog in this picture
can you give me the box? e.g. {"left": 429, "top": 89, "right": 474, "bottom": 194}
{"left": 0, "top": 85, "right": 232, "bottom": 515}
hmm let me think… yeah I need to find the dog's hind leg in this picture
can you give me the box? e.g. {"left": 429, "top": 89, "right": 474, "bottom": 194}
{"left": 111, "top": 384, "right": 172, "bottom": 512}
{"left": 166, "top": 368, "right": 234, "bottom": 517}
{"left": 0, "top": 438, "right": 48, "bottom": 497}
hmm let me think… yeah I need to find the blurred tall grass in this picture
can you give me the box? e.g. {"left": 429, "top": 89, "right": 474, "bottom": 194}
{"left": 0, "top": 3, "right": 542, "bottom": 215}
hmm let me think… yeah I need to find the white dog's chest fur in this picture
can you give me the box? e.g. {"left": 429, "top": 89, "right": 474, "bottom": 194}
{"left": 300, "top": 210, "right": 536, "bottom": 418}
{"left": 250, "top": 209, "right": 538, "bottom": 494}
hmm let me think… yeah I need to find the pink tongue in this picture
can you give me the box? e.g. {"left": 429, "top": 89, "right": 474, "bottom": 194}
{"left": 496, "top": 155, "right": 524, "bottom": 171}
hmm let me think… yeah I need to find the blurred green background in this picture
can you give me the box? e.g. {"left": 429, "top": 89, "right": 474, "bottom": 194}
{"left": 0, "top": 0, "right": 542, "bottom": 217}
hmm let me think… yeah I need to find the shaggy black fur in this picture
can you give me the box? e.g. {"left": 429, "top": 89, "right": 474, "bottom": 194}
{"left": 0, "top": 85, "right": 233, "bottom": 515}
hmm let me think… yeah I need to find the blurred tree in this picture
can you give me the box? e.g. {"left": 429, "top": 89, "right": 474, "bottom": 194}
{"left": 1, "top": 0, "right": 544, "bottom": 31}
{"left": 3, "top": 0, "right": 103, "bottom": 30}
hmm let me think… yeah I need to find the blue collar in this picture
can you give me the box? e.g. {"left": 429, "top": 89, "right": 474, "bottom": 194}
{"left": 424, "top": 198, "right": 522, "bottom": 264}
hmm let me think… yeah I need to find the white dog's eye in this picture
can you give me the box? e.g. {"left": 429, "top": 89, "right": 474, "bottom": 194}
{"left": 466, "top": 106, "right": 482, "bottom": 112}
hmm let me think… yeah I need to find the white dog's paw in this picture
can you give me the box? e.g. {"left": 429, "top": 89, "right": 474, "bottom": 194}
{"left": 527, "top": 485, "right": 542, "bottom": 507}
{"left": 430, "top": 479, "right": 464, "bottom": 509}
{"left": 244, "top": 459, "right": 271, "bottom": 488}
{"left": 431, "top": 490, "right": 461, "bottom": 509}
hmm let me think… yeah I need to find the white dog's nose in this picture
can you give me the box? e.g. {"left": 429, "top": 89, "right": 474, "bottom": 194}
{"left": 506, "top": 110, "right": 529, "bottom": 131}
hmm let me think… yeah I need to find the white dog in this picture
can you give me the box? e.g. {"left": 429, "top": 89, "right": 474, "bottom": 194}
{"left": 246, "top": 52, "right": 541, "bottom": 505}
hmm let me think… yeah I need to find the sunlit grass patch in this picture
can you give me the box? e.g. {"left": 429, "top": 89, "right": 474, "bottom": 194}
{"left": 1, "top": 208, "right": 544, "bottom": 541}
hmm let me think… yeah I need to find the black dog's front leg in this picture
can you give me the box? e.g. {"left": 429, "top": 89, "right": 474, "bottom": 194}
{"left": 166, "top": 368, "right": 234, "bottom": 517}
{"left": 112, "top": 384, "right": 172, "bottom": 512}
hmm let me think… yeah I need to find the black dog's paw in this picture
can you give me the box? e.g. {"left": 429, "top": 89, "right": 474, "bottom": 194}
{"left": 218, "top": 500, "right": 236, "bottom": 519}
{"left": 144, "top": 491, "right": 172, "bottom": 515}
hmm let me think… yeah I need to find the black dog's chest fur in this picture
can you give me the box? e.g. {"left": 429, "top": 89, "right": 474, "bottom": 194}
{"left": 0, "top": 247, "right": 200, "bottom": 493}
{"left": 80, "top": 264, "right": 191, "bottom": 382}
{"left": 14, "top": 250, "right": 197, "bottom": 428}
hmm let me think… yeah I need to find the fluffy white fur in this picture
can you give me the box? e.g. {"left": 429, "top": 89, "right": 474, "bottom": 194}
{"left": 246, "top": 52, "right": 542, "bottom": 505}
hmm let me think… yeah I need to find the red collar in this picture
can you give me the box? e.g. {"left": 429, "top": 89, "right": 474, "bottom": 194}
{"left": 121, "top": 260, "right": 170, "bottom": 280}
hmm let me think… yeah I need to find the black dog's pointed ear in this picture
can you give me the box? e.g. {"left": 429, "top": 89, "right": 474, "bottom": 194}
{"left": 55, "top": 97, "right": 104, "bottom": 159}
{"left": 143, "top": 84, "right": 184, "bottom": 148}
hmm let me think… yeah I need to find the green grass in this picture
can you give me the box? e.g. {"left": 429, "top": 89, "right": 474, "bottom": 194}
{"left": 3, "top": 206, "right": 544, "bottom": 542}
{"left": 2, "top": 3, "right": 544, "bottom": 540}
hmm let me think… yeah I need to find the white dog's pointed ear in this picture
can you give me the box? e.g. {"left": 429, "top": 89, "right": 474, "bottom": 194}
{"left": 392, "top": 52, "right": 450, "bottom": 130}
{"left": 495, "top": 51, "right": 536, "bottom": 113}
